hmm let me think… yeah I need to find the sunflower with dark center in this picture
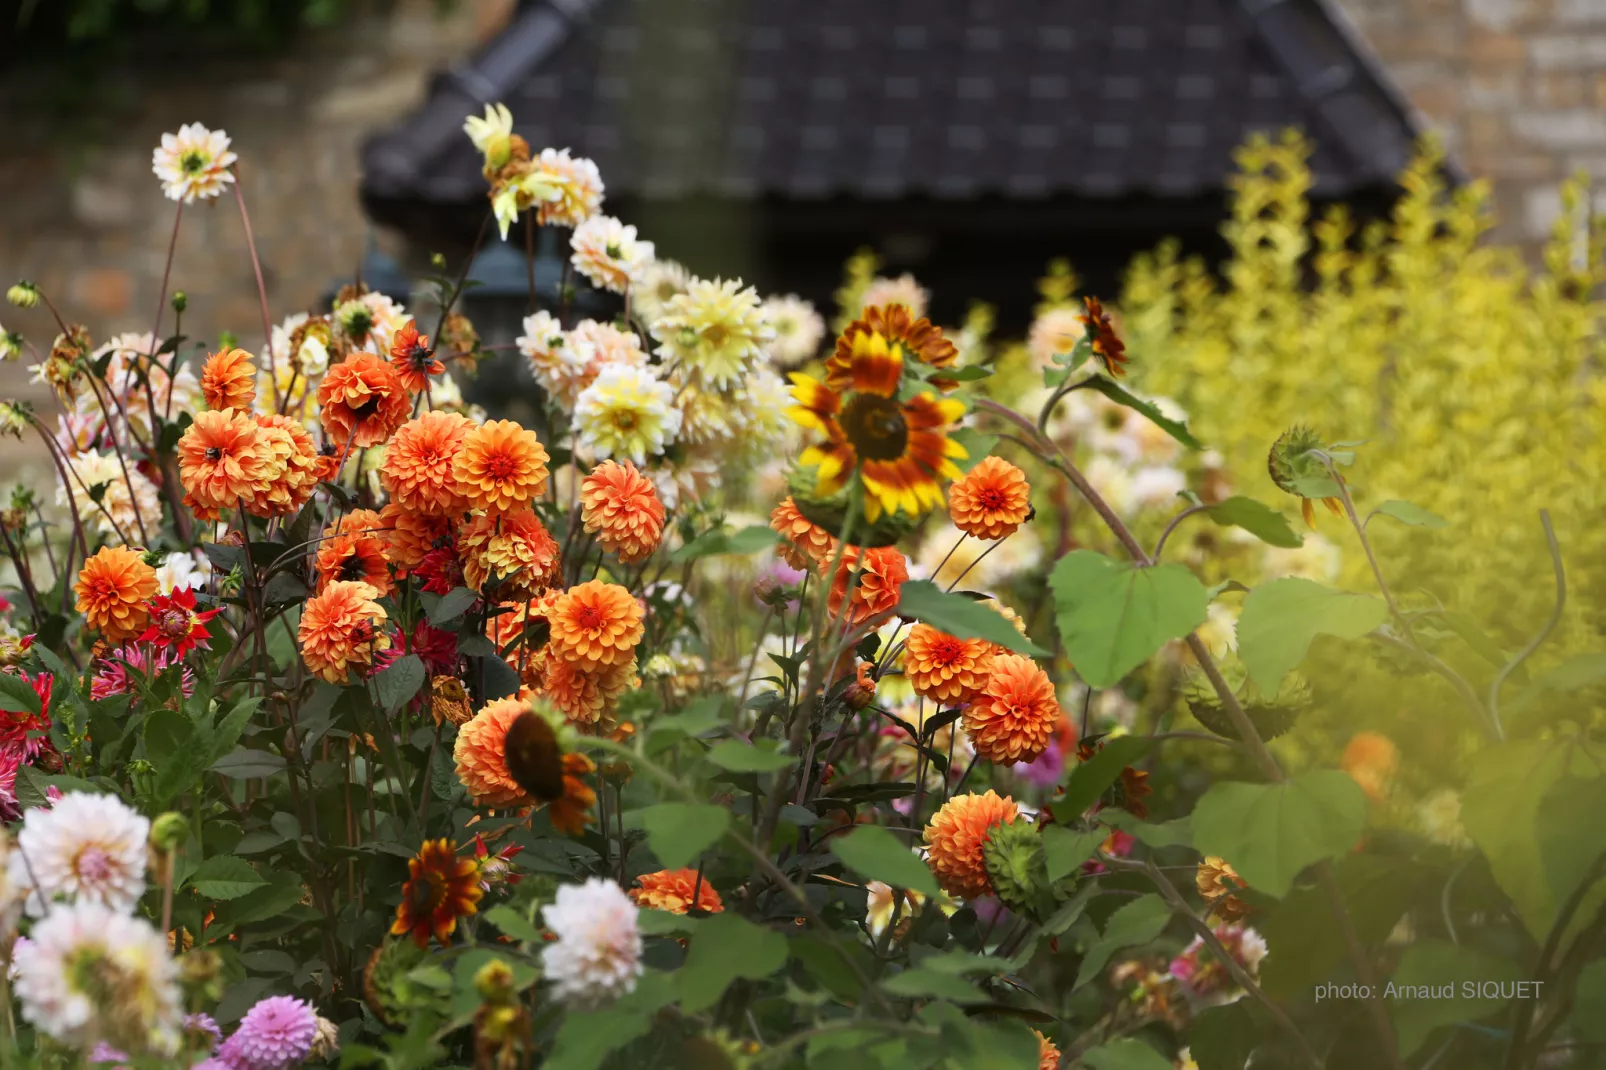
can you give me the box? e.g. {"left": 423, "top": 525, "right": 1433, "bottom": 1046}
{"left": 788, "top": 330, "right": 967, "bottom": 522}
{"left": 390, "top": 838, "right": 484, "bottom": 949}
{"left": 137, "top": 587, "right": 220, "bottom": 658}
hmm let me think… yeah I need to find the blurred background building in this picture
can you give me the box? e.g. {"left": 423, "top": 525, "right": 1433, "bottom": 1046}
{"left": 0, "top": 0, "right": 1602, "bottom": 471}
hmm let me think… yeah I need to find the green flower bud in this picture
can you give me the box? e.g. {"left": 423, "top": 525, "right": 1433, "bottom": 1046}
{"left": 0, "top": 331, "right": 21, "bottom": 362}
{"left": 217, "top": 330, "right": 238, "bottom": 350}
{"left": 430, "top": 252, "right": 447, "bottom": 270}
{"left": 150, "top": 812, "right": 189, "bottom": 852}
{"left": 982, "top": 819, "right": 1051, "bottom": 918}
{"left": 6, "top": 282, "right": 39, "bottom": 309}
{"left": 474, "top": 957, "right": 516, "bottom": 1002}
{"left": 171, "top": 291, "right": 188, "bottom": 313}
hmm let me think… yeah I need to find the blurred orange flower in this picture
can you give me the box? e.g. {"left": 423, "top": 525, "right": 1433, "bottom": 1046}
{"left": 630, "top": 869, "right": 724, "bottom": 915}
{"left": 200, "top": 347, "right": 256, "bottom": 411}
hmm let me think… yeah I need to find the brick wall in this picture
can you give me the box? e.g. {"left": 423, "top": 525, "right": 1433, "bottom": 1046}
{"left": 0, "top": 0, "right": 512, "bottom": 480}
{"left": 1333, "top": 0, "right": 1606, "bottom": 247}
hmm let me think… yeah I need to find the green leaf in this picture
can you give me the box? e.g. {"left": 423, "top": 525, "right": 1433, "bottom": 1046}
{"left": 1189, "top": 1001, "right": 1258, "bottom": 1070}
{"left": 881, "top": 968, "right": 988, "bottom": 1003}
{"left": 224, "top": 872, "right": 313, "bottom": 929}
{"left": 895, "top": 580, "right": 1048, "bottom": 657}
{"left": 371, "top": 654, "right": 426, "bottom": 715}
{"left": 427, "top": 586, "right": 477, "bottom": 625}
{"left": 1236, "top": 578, "right": 1389, "bottom": 691}
{"left": 209, "top": 748, "right": 286, "bottom": 779}
{"left": 940, "top": 365, "right": 993, "bottom": 382}
{"left": 637, "top": 803, "right": 730, "bottom": 869}
{"left": 1372, "top": 500, "right": 1449, "bottom": 529}
{"left": 677, "top": 913, "right": 787, "bottom": 1013}
{"left": 1079, "top": 1037, "right": 1173, "bottom": 1070}
{"left": 1461, "top": 740, "right": 1581, "bottom": 936}
{"left": 1052, "top": 735, "right": 1153, "bottom": 822}
{"left": 1537, "top": 775, "right": 1606, "bottom": 909}
{"left": 484, "top": 904, "right": 542, "bottom": 943}
{"left": 790, "top": 933, "right": 870, "bottom": 1002}
{"left": 947, "top": 429, "right": 1000, "bottom": 473}
{"left": 1048, "top": 551, "right": 1210, "bottom": 687}
{"left": 0, "top": 672, "right": 41, "bottom": 716}
{"left": 1042, "top": 826, "right": 1105, "bottom": 883}
{"left": 1075, "top": 894, "right": 1171, "bottom": 989}
{"left": 832, "top": 824, "right": 939, "bottom": 897}
{"left": 545, "top": 972, "right": 678, "bottom": 1070}
{"left": 1078, "top": 376, "right": 1202, "bottom": 450}
{"left": 1507, "top": 652, "right": 1606, "bottom": 723}
{"left": 1388, "top": 939, "right": 1523, "bottom": 1057}
{"left": 705, "top": 739, "right": 793, "bottom": 773}
{"left": 1191, "top": 771, "right": 1368, "bottom": 898}
{"left": 1101, "top": 811, "right": 1194, "bottom": 849}
{"left": 1203, "top": 496, "right": 1303, "bottom": 548}
{"left": 1572, "top": 960, "right": 1606, "bottom": 1045}
{"left": 190, "top": 855, "right": 268, "bottom": 900}
{"left": 670, "top": 525, "right": 776, "bottom": 563}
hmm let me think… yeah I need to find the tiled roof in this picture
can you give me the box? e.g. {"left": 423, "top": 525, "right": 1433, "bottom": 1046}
{"left": 362, "top": 0, "right": 1437, "bottom": 213}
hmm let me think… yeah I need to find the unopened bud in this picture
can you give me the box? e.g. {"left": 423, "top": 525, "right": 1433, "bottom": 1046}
{"left": 430, "top": 252, "right": 447, "bottom": 270}
{"left": 217, "top": 330, "right": 238, "bottom": 350}
{"left": 475, "top": 957, "right": 517, "bottom": 1002}
{"left": 842, "top": 662, "right": 877, "bottom": 712}
{"left": 171, "top": 291, "right": 188, "bottom": 313}
{"left": 151, "top": 812, "right": 189, "bottom": 852}
{"left": 6, "top": 282, "right": 39, "bottom": 309}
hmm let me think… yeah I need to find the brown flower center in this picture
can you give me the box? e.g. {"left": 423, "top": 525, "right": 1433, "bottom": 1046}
{"left": 339, "top": 554, "right": 367, "bottom": 581}
{"left": 205, "top": 447, "right": 222, "bottom": 461}
{"left": 841, "top": 393, "right": 908, "bottom": 462}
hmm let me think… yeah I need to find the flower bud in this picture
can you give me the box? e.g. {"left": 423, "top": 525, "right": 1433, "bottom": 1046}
{"left": 430, "top": 252, "right": 447, "bottom": 270}
{"left": 150, "top": 812, "right": 189, "bottom": 852}
{"left": 0, "top": 331, "right": 20, "bottom": 362}
{"left": 171, "top": 290, "right": 188, "bottom": 313}
{"left": 475, "top": 957, "right": 517, "bottom": 1002}
{"left": 6, "top": 282, "right": 38, "bottom": 309}
{"left": 842, "top": 662, "right": 877, "bottom": 712}
{"left": 981, "top": 819, "right": 1051, "bottom": 918}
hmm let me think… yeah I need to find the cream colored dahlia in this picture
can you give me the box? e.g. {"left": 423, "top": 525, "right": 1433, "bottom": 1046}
{"left": 570, "top": 215, "right": 654, "bottom": 294}
{"left": 649, "top": 277, "right": 773, "bottom": 388}
{"left": 151, "top": 123, "right": 236, "bottom": 203}
{"left": 761, "top": 293, "right": 826, "bottom": 368}
{"left": 59, "top": 451, "right": 160, "bottom": 541}
{"left": 573, "top": 365, "right": 681, "bottom": 464}
{"left": 535, "top": 147, "right": 605, "bottom": 228}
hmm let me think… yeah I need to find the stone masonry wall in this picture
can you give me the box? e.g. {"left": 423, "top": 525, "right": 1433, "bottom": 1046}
{"left": 1334, "top": 0, "right": 1606, "bottom": 247}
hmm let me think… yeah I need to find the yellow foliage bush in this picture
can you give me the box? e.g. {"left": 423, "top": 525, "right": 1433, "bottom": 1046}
{"left": 1123, "top": 131, "right": 1606, "bottom": 660}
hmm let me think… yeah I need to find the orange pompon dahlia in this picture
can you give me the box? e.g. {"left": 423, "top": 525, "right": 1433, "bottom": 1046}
{"left": 580, "top": 460, "right": 664, "bottom": 564}
{"left": 629, "top": 869, "right": 724, "bottom": 915}
{"left": 831, "top": 303, "right": 959, "bottom": 385}
{"left": 245, "top": 413, "right": 321, "bottom": 517}
{"left": 770, "top": 496, "right": 837, "bottom": 569}
{"left": 459, "top": 507, "right": 561, "bottom": 596}
{"left": 454, "top": 695, "right": 535, "bottom": 808}
{"left": 823, "top": 545, "right": 908, "bottom": 627}
{"left": 924, "top": 790, "right": 1020, "bottom": 899}
{"left": 381, "top": 411, "right": 473, "bottom": 517}
{"left": 388, "top": 319, "right": 443, "bottom": 394}
{"left": 200, "top": 346, "right": 257, "bottom": 411}
{"left": 547, "top": 752, "right": 598, "bottom": 837}
{"left": 791, "top": 330, "right": 967, "bottom": 522}
{"left": 317, "top": 352, "right": 411, "bottom": 448}
{"left": 380, "top": 503, "right": 452, "bottom": 574}
{"left": 314, "top": 512, "right": 393, "bottom": 596}
{"left": 1033, "top": 1031, "right": 1061, "bottom": 1070}
{"left": 962, "top": 653, "right": 1060, "bottom": 764}
{"left": 74, "top": 545, "right": 158, "bottom": 643}
{"left": 1078, "top": 296, "right": 1129, "bottom": 378}
{"left": 452, "top": 419, "right": 550, "bottom": 515}
{"left": 904, "top": 623, "right": 994, "bottom": 706}
{"left": 177, "top": 408, "right": 270, "bottom": 515}
{"left": 542, "top": 656, "right": 637, "bottom": 725}
{"left": 947, "top": 456, "right": 1031, "bottom": 540}
{"left": 547, "top": 580, "right": 644, "bottom": 669}
{"left": 297, "top": 579, "right": 390, "bottom": 683}
{"left": 390, "top": 838, "right": 483, "bottom": 949}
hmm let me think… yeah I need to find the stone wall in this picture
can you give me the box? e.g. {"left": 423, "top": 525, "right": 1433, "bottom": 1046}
{"left": 1334, "top": 0, "right": 1606, "bottom": 247}
{"left": 0, "top": 0, "right": 512, "bottom": 480}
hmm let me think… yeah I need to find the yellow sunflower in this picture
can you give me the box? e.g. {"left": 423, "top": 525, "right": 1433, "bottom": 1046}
{"left": 788, "top": 330, "right": 966, "bottom": 522}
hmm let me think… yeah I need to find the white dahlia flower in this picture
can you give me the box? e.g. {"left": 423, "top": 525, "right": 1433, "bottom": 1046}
{"left": 151, "top": 123, "right": 236, "bottom": 203}
{"left": 570, "top": 215, "right": 654, "bottom": 294}
{"left": 10, "top": 792, "right": 150, "bottom": 916}
{"left": 540, "top": 877, "right": 642, "bottom": 1006}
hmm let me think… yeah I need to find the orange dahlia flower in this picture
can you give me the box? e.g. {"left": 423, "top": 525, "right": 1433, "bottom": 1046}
{"left": 1197, "top": 856, "right": 1252, "bottom": 922}
{"left": 380, "top": 503, "right": 452, "bottom": 574}
{"left": 177, "top": 408, "right": 270, "bottom": 515}
{"left": 547, "top": 752, "right": 597, "bottom": 837}
{"left": 314, "top": 512, "right": 393, "bottom": 596}
{"left": 452, "top": 419, "right": 550, "bottom": 515}
{"left": 74, "top": 545, "right": 158, "bottom": 644}
{"left": 388, "top": 319, "right": 443, "bottom": 394}
{"left": 490, "top": 594, "right": 559, "bottom": 686}
{"left": 947, "top": 456, "right": 1031, "bottom": 540}
{"left": 542, "top": 656, "right": 637, "bottom": 725}
{"left": 459, "top": 507, "right": 561, "bottom": 597}
{"left": 318, "top": 352, "right": 411, "bottom": 448}
{"left": 831, "top": 303, "right": 959, "bottom": 385}
{"left": 390, "top": 838, "right": 483, "bottom": 948}
{"left": 904, "top": 623, "right": 994, "bottom": 706}
{"left": 1033, "top": 1031, "right": 1061, "bottom": 1070}
{"left": 297, "top": 579, "right": 390, "bottom": 683}
{"left": 580, "top": 460, "right": 664, "bottom": 564}
{"left": 770, "top": 496, "right": 837, "bottom": 569}
{"left": 923, "top": 790, "right": 1020, "bottom": 899}
{"left": 245, "top": 413, "right": 321, "bottom": 518}
{"left": 547, "top": 580, "right": 644, "bottom": 669}
{"left": 962, "top": 653, "right": 1060, "bottom": 764}
{"left": 381, "top": 411, "right": 473, "bottom": 517}
{"left": 200, "top": 346, "right": 257, "bottom": 411}
{"left": 823, "top": 545, "right": 908, "bottom": 627}
{"left": 454, "top": 696, "right": 536, "bottom": 808}
{"left": 1341, "top": 730, "right": 1399, "bottom": 803}
{"left": 630, "top": 869, "right": 724, "bottom": 915}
